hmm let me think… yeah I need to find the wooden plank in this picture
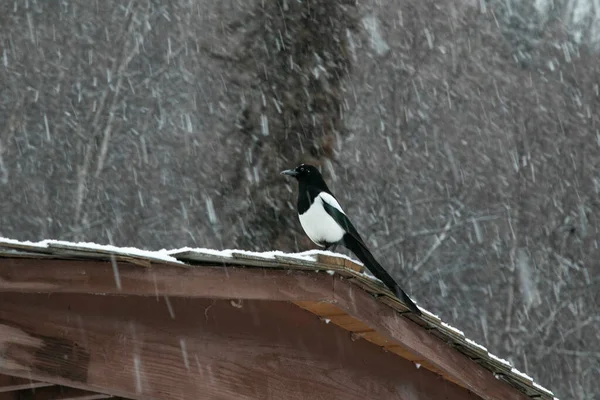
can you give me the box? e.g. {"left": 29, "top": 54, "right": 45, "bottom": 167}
{"left": 166, "top": 249, "right": 233, "bottom": 264}
{"left": 0, "top": 258, "right": 334, "bottom": 302}
{"left": 272, "top": 254, "right": 318, "bottom": 269}
{"left": 314, "top": 253, "right": 364, "bottom": 273}
{"left": 11, "top": 385, "right": 114, "bottom": 400}
{"left": 0, "top": 293, "right": 480, "bottom": 400}
{"left": 326, "top": 314, "right": 373, "bottom": 332}
{"left": 361, "top": 331, "right": 397, "bottom": 347}
{"left": 42, "top": 248, "right": 154, "bottom": 268}
{"left": 0, "top": 240, "right": 51, "bottom": 254}
{"left": 331, "top": 277, "right": 530, "bottom": 400}
{"left": 0, "top": 251, "right": 63, "bottom": 259}
{"left": 0, "top": 375, "right": 53, "bottom": 392}
{"left": 44, "top": 242, "right": 178, "bottom": 266}
{"left": 230, "top": 251, "right": 282, "bottom": 266}
{"left": 386, "top": 345, "right": 423, "bottom": 362}
{"left": 292, "top": 301, "right": 345, "bottom": 317}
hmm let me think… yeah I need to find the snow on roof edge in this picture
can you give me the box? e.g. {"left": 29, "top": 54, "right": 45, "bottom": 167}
{"left": 43, "top": 239, "right": 183, "bottom": 264}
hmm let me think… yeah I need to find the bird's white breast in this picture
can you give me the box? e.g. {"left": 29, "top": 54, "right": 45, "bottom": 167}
{"left": 299, "top": 194, "right": 346, "bottom": 246}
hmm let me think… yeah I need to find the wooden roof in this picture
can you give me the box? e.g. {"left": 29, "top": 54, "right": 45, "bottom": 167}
{"left": 0, "top": 238, "right": 556, "bottom": 400}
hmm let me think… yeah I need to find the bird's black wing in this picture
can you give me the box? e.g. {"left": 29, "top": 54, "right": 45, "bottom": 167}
{"left": 321, "top": 199, "right": 421, "bottom": 315}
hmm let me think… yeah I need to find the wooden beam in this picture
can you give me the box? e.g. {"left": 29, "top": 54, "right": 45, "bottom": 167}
{"left": 0, "top": 375, "right": 53, "bottom": 392}
{"left": 10, "top": 385, "right": 114, "bottom": 400}
{"left": 0, "top": 293, "right": 479, "bottom": 400}
{"left": 331, "top": 278, "right": 529, "bottom": 400}
{"left": 0, "top": 258, "right": 334, "bottom": 302}
{"left": 0, "top": 257, "right": 531, "bottom": 400}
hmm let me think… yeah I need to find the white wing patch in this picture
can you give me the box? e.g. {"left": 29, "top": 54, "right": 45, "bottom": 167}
{"left": 298, "top": 193, "right": 346, "bottom": 246}
{"left": 318, "top": 192, "right": 346, "bottom": 214}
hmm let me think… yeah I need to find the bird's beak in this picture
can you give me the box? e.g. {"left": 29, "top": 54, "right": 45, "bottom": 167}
{"left": 280, "top": 169, "right": 298, "bottom": 177}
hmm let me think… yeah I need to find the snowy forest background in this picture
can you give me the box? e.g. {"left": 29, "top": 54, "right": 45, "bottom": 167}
{"left": 1, "top": 0, "right": 600, "bottom": 398}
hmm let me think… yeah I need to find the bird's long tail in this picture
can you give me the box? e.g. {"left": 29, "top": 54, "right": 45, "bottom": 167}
{"left": 343, "top": 234, "right": 421, "bottom": 315}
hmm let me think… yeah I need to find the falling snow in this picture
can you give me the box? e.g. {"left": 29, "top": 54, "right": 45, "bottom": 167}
{"left": 1, "top": 1, "right": 597, "bottom": 398}
{"left": 361, "top": 15, "right": 390, "bottom": 56}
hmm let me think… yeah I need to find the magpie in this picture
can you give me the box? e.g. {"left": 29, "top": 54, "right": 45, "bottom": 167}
{"left": 281, "top": 164, "right": 421, "bottom": 315}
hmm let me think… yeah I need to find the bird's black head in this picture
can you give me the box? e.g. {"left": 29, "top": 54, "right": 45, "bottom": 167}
{"left": 281, "top": 164, "right": 327, "bottom": 187}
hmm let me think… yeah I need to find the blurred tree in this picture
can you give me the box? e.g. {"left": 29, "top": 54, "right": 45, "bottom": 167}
{"left": 203, "top": 0, "right": 358, "bottom": 250}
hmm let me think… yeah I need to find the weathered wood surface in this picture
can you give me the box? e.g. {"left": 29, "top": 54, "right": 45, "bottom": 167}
{"left": 0, "top": 293, "right": 478, "bottom": 400}
{"left": 0, "top": 258, "right": 334, "bottom": 302}
{"left": 1, "top": 385, "right": 114, "bottom": 400}
{"left": 0, "top": 374, "right": 53, "bottom": 393}
{"left": 0, "top": 257, "right": 536, "bottom": 400}
{"left": 331, "top": 278, "right": 530, "bottom": 400}
{"left": 0, "top": 375, "right": 115, "bottom": 399}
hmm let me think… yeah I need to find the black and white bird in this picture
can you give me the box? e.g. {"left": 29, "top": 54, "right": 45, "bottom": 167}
{"left": 281, "top": 164, "right": 421, "bottom": 315}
